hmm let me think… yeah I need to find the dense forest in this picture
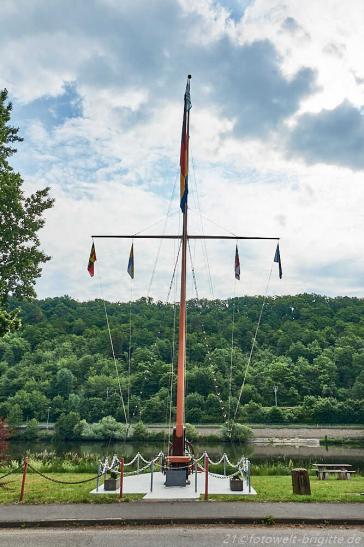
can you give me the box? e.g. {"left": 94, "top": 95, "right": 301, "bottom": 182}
{"left": 1, "top": 293, "right": 364, "bottom": 429}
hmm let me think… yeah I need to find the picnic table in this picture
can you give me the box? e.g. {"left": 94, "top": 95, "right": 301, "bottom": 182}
{"left": 312, "top": 463, "right": 355, "bottom": 480}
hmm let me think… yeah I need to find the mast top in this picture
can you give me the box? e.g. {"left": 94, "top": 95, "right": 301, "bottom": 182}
{"left": 187, "top": 74, "right": 192, "bottom": 79}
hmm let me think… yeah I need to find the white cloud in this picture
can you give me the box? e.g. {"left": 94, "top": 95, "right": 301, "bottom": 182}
{"left": 2, "top": 0, "right": 364, "bottom": 301}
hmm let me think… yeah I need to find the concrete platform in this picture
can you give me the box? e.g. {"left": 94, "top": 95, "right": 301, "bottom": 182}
{"left": 90, "top": 471, "right": 256, "bottom": 499}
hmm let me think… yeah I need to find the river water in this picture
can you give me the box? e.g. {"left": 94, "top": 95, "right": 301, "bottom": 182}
{"left": 5, "top": 440, "right": 364, "bottom": 471}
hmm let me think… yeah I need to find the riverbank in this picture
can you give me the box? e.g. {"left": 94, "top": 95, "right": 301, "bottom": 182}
{"left": 144, "top": 424, "right": 364, "bottom": 441}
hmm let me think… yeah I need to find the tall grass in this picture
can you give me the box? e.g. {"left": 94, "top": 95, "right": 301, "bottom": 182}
{"left": 0, "top": 451, "right": 362, "bottom": 476}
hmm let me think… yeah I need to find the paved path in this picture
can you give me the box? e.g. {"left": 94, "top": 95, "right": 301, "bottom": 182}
{"left": 0, "top": 502, "right": 363, "bottom": 527}
{"left": 0, "top": 526, "right": 363, "bottom": 547}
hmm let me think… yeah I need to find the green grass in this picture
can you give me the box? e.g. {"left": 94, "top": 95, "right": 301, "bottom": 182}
{"left": 0, "top": 472, "right": 363, "bottom": 504}
{"left": 207, "top": 475, "right": 364, "bottom": 503}
{"left": 0, "top": 472, "right": 143, "bottom": 504}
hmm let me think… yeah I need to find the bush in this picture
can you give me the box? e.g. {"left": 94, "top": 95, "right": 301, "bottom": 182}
{"left": 77, "top": 416, "right": 127, "bottom": 440}
{"left": 132, "top": 421, "right": 149, "bottom": 440}
{"left": 221, "top": 421, "right": 253, "bottom": 443}
{"left": 55, "top": 412, "right": 80, "bottom": 440}
{"left": 185, "top": 423, "right": 199, "bottom": 442}
{"left": 23, "top": 418, "right": 39, "bottom": 440}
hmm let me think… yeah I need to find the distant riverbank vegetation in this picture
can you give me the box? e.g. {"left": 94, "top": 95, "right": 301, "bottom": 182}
{"left": 0, "top": 294, "right": 364, "bottom": 432}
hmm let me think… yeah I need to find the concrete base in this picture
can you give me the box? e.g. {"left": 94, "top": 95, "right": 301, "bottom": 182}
{"left": 90, "top": 472, "right": 256, "bottom": 499}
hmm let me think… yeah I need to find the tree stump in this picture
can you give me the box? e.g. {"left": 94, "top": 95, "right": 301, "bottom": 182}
{"left": 291, "top": 468, "right": 311, "bottom": 495}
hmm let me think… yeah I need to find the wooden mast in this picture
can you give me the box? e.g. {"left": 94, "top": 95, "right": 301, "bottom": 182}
{"left": 172, "top": 75, "right": 191, "bottom": 456}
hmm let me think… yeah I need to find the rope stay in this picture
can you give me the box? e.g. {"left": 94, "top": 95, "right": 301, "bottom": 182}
{"left": 95, "top": 252, "right": 128, "bottom": 426}
{"left": 187, "top": 245, "right": 228, "bottom": 421}
{"left": 190, "top": 150, "right": 214, "bottom": 296}
{"left": 233, "top": 261, "right": 274, "bottom": 420}
{"left": 127, "top": 241, "right": 134, "bottom": 422}
{"left": 147, "top": 171, "right": 179, "bottom": 299}
{"left": 227, "top": 272, "right": 237, "bottom": 424}
{"left": 102, "top": 298, "right": 128, "bottom": 425}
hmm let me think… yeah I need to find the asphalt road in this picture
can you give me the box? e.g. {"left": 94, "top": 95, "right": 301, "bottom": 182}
{"left": 0, "top": 526, "right": 363, "bottom": 546}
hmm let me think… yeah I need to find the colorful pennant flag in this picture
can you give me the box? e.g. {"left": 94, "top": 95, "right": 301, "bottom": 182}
{"left": 274, "top": 243, "right": 282, "bottom": 279}
{"left": 127, "top": 243, "right": 134, "bottom": 279}
{"left": 87, "top": 242, "right": 96, "bottom": 277}
{"left": 180, "top": 76, "right": 192, "bottom": 213}
{"left": 235, "top": 245, "right": 240, "bottom": 280}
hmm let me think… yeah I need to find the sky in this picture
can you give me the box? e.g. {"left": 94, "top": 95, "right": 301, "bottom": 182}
{"left": 2, "top": 0, "right": 364, "bottom": 302}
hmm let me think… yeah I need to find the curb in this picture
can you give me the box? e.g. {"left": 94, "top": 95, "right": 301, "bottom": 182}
{"left": 0, "top": 517, "right": 363, "bottom": 528}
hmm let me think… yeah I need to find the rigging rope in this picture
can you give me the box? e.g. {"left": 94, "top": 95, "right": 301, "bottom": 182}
{"left": 147, "top": 172, "right": 179, "bottom": 298}
{"left": 233, "top": 261, "right": 274, "bottom": 420}
{"left": 187, "top": 240, "right": 199, "bottom": 300}
{"left": 167, "top": 227, "right": 180, "bottom": 449}
{"left": 127, "top": 254, "right": 134, "bottom": 423}
{"left": 102, "top": 298, "right": 128, "bottom": 425}
{"left": 95, "top": 251, "right": 128, "bottom": 426}
{"left": 227, "top": 272, "right": 237, "bottom": 423}
{"left": 187, "top": 244, "right": 228, "bottom": 421}
{"left": 166, "top": 240, "right": 182, "bottom": 303}
{"left": 190, "top": 151, "right": 214, "bottom": 296}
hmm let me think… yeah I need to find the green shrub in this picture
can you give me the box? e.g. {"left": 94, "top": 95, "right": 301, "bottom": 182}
{"left": 132, "top": 421, "right": 149, "bottom": 440}
{"left": 221, "top": 421, "right": 253, "bottom": 443}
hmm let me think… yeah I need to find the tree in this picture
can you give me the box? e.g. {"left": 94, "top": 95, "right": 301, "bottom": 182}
{"left": 55, "top": 411, "right": 80, "bottom": 440}
{"left": 0, "top": 309, "right": 21, "bottom": 337}
{"left": 55, "top": 368, "right": 75, "bottom": 398}
{"left": 23, "top": 418, "right": 39, "bottom": 440}
{"left": 0, "top": 89, "right": 54, "bottom": 310}
{"left": 7, "top": 403, "right": 22, "bottom": 427}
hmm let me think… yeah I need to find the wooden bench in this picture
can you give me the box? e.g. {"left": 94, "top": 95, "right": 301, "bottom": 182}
{"left": 312, "top": 464, "right": 355, "bottom": 480}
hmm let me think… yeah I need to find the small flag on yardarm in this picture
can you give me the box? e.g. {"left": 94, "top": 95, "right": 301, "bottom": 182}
{"left": 127, "top": 243, "right": 134, "bottom": 279}
{"left": 235, "top": 245, "right": 240, "bottom": 280}
{"left": 274, "top": 243, "right": 282, "bottom": 279}
{"left": 87, "top": 242, "right": 96, "bottom": 277}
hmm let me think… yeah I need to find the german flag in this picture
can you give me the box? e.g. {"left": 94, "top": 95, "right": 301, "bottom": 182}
{"left": 87, "top": 242, "right": 96, "bottom": 277}
{"left": 180, "top": 76, "right": 192, "bottom": 213}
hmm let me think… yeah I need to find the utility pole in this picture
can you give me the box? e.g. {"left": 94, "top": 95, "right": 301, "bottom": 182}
{"left": 273, "top": 385, "right": 278, "bottom": 407}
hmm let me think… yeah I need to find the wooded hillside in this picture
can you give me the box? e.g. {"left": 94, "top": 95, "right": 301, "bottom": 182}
{"left": 1, "top": 294, "right": 364, "bottom": 425}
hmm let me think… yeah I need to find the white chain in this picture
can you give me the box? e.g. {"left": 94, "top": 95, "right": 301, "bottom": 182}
{"left": 100, "top": 452, "right": 250, "bottom": 476}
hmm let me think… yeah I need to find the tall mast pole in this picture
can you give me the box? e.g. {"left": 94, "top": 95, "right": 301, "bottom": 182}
{"left": 173, "top": 75, "right": 191, "bottom": 455}
{"left": 176, "top": 199, "right": 188, "bottom": 440}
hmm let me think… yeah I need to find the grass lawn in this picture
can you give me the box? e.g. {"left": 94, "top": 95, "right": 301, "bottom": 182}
{"left": 0, "top": 473, "right": 143, "bottom": 504}
{"left": 208, "top": 475, "right": 364, "bottom": 503}
{"left": 0, "top": 472, "right": 363, "bottom": 504}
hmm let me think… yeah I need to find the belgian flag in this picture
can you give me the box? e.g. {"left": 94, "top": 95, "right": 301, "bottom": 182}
{"left": 87, "top": 242, "right": 96, "bottom": 277}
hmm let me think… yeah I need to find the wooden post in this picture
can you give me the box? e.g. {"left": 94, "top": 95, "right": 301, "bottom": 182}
{"left": 204, "top": 454, "right": 209, "bottom": 501}
{"left": 19, "top": 456, "right": 28, "bottom": 503}
{"left": 96, "top": 463, "right": 101, "bottom": 492}
{"left": 194, "top": 460, "right": 198, "bottom": 493}
{"left": 291, "top": 468, "right": 311, "bottom": 495}
{"left": 248, "top": 460, "right": 251, "bottom": 493}
{"left": 119, "top": 457, "right": 124, "bottom": 499}
{"left": 150, "top": 461, "right": 154, "bottom": 492}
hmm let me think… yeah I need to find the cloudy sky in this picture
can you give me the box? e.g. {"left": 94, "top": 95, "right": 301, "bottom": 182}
{"left": 2, "top": 0, "right": 364, "bottom": 302}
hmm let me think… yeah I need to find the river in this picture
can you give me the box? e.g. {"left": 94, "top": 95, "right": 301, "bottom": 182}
{"left": 5, "top": 439, "right": 364, "bottom": 472}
